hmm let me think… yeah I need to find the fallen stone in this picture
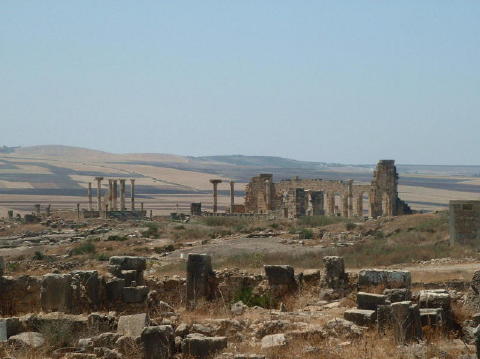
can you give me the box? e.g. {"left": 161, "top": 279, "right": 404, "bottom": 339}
{"left": 384, "top": 288, "right": 411, "bottom": 303}
{"left": 344, "top": 309, "right": 376, "bottom": 326}
{"left": 260, "top": 333, "right": 286, "bottom": 349}
{"left": 9, "top": 332, "right": 45, "bottom": 348}
{"left": 117, "top": 313, "right": 148, "bottom": 338}
{"left": 357, "top": 292, "right": 387, "bottom": 310}
{"left": 141, "top": 325, "right": 175, "bottom": 359}
{"left": 122, "top": 286, "right": 148, "bottom": 303}
{"left": 181, "top": 333, "right": 227, "bottom": 359}
{"left": 109, "top": 256, "right": 146, "bottom": 271}
{"left": 358, "top": 269, "right": 411, "bottom": 289}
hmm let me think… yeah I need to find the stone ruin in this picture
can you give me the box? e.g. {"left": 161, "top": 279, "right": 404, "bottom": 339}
{"left": 244, "top": 160, "right": 412, "bottom": 218}
{"left": 1, "top": 253, "right": 479, "bottom": 358}
{"left": 449, "top": 200, "right": 480, "bottom": 245}
{"left": 83, "top": 177, "right": 146, "bottom": 220}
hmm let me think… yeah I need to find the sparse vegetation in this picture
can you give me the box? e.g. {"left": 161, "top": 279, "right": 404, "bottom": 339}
{"left": 70, "top": 240, "right": 96, "bottom": 256}
{"left": 106, "top": 234, "right": 128, "bottom": 241}
{"left": 233, "top": 287, "right": 271, "bottom": 308}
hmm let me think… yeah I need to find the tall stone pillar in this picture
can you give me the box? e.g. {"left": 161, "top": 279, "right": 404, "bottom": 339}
{"left": 347, "top": 180, "right": 353, "bottom": 217}
{"left": 119, "top": 179, "right": 126, "bottom": 211}
{"left": 229, "top": 181, "right": 235, "bottom": 213}
{"left": 87, "top": 182, "right": 93, "bottom": 211}
{"left": 108, "top": 179, "right": 113, "bottom": 210}
{"left": 311, "top": 191, "right": 324, "bottom": 215}
{"left": 113, "top": 180, "right": 118, "bottom": 211}
{"left": 326, "top": 192, "right": 335, "bottom": 216}
{"left": 95, "top": 177, "right": 104, "bottom": 212}
{"left": 186, "top": 254, "right": 213, "bottom": 310}
{"left": 342, "top": 194, "right": 349, "bottom": 217}
{"left": 209, "top": 179, "right": 222, "bottom": 213}
{"left": 130, "top": 179, "right": 135, "bottom": 211}
{"left": 265, "top": 179, "right": 271, "bottom": 212}
{"left": 356, "top": 193, "right": 364, "bottom": 217}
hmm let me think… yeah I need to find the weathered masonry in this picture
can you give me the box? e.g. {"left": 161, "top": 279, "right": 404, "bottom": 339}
{"left": 449, "top": 200, "right": 480, "bottom": 245}
{"left": 244, "top": 160, "right": 411, "bottom": 218}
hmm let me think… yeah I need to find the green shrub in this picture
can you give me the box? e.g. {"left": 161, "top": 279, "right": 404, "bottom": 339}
{"left": 345, "top": 222, "right": 357, "bottom": 230}
{"left": 299, "top": 228, "right": 314, "bottom": 239}
{"left": 38, "top": 321, "right": 77, "bottom": 347}
{"left": 70, "top": 240, "right": 96, "bottom": 256}
{"left": 33, "top": 251, "right": 46, "bottom": 260}
{"left": 96, "top": 253, "right": 110, "bottom": 261}
{"left": 233, "top": 287, "right": 271, "bottom": 308}
{"left": 142, "top": 222, "right": 161, "bottom": 238}
{"left": 298, "top": 215, "right": 346, "bottom": 227}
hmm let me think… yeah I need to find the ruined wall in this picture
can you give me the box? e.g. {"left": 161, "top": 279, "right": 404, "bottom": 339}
{"left": 449, "top": 200, "right": 480, "bottom": 245}
{"left": 244, "top": 160, "right": 410, "bottom": 218}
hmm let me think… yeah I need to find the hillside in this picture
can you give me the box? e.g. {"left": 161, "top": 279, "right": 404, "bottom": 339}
{"left": 1, "top": 145, "right": 480, "bottom": 215}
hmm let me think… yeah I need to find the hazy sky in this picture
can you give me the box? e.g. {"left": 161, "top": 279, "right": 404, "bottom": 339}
{"left": 1, "top": 2, "right": 479, "bottom": 165}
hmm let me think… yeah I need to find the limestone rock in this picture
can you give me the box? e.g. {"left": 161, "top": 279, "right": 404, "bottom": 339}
{"left": 181, "top": 333, "right": 227, "bottom": 359}
{"left": 117, "top": 313, "right": 148, "bottom": 338}
{"left": 9, "top": 332, "right": 45, "bottom": 348}
{"left": 260, "top": 333, "right": 286, "bottom": 349}
{"left": 141, "top": 325, "right": 175, "bottom": 359}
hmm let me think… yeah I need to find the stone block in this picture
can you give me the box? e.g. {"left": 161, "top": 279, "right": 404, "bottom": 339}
{"left": 264, "top": 265, "right": 296, "bottom": 287}
{"left": 109, "top": 256, "right": 146, "bottom": 271}
{"left": 322, "top": 256, "right": 347, "bottom": 289}
{"left": 343, "top": 309, "right": 376, "bottom": 326}
{"left": 419, "top": 290, "right": 451, "bottom": 312}
{"left": 106, "top": 278, "right": 125, "bottom": 302}
{"left": 260, "top": 333, "right": 286, "bottom": 349}
{"left": 384, "top": 288, "right": 411, "bottom": 303}
{"left": 117, "top": 313, "right": 148, "bottom": 338}
{"left": 186, "top": 254, "right": 214, "bottom": 309}
{"left": 181, "top": 333, "right": 227, "bottom": 359}
{"left": 357, "top": 292, "right": 387, "bottom": 310}
{"left": 141, "top": 325, "right": 175, "bottom": 359}
{"left": 358, "top": 269, "right": 411, "bottom": 289}
{"left": 391, "top": 301, "right": 422, "bottom": 344}
{"left": 420, "top": 308, "right": 445, "bottom": 327}
{"left": 0, "top": 256, "right": 4, "bottom": 277}
{"left": 9, "top": 332, "right": 45, "bottom": 348}
{"left": 41, "top": 273, "right": 73, "bottom": 312}
{"left": 122, "top": 286, "right": 148, "bottom": 303}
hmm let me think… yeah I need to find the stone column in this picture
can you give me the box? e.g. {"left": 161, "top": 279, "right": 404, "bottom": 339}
{"left": 326, "top": 192, "right": 335, "bottom": 215}
{"left": 186, "top": 254, "right": 213, "bottom": 310}
{"left": 76, "top": 203, "right": 80, "bottom": 219}
{"left": 95, "top": 177, "right": 104, "bottom": 212}
{"left": 34, "top": 204, "right": 41, "bottom": 216}
{"left": 108, "top": 179, "right": 113, "bottom": 210}
{"left": 265, "top": 180, "right": 271, "bottom": 211}
{"left": 209, "top": 179, "right": 222, "bottom": 213}
{"left": 347, "top": 180, "right": 354, "bottom": 217}
{"left": 87, "top": 182, "right": 93, "bottom": 211}
{"left": 112, "top": 180, "right": 118, "bottom": 211}
{"left": 141, "top": 202, "right": 144, "bottom": 212}
{"left": 342, "top": 194, "right": 349, "bottom": 217}
{"left": 356, "top": 193, "right": 364, "bottom": 217}
{"left": 229, "top": 181, "right": 235, "bottom": 213}
{"left": 130, "top": 179, "right": 135, "bottom": 211}
{"left": 119, "top": 179, "right": 126, "bottom": 211}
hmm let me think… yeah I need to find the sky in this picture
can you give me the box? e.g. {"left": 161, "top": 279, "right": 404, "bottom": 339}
{"left": 1, "top": 2, "right": 479, "bottom": 165}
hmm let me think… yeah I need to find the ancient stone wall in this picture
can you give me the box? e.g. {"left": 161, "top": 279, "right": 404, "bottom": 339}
{"left": 244, "top": 160, "right": 410, "bottom": 218}
{"left": 449, "top": 200, "right": 480, "bottom": 245}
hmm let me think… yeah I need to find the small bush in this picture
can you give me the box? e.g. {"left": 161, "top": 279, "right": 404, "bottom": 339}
{"left": 298, "top": 215, "right": 346, "bottom": 227}
{"left": 299, "top": 228, "right": 314, "bottom": 239}
{"left": 234, "top": 287, "right": 271, "bottom": 308}
{"left": 32, "top": 251, "right": 46, "bottom": 260}
{"left": 70, "top": 240, "right": 96, "bottom": 256}
{"left": 154, "top": 244, "right": 175, "bottom": 254}
{"left": 38, "top": 321, "right": 77, "bottom": 348}
{"left": 142, "top": 222, "right": 161, "bottom": 238}
{"left": 96, "top": 253, "right": 110, "bottom": 261}
{"left": 345, "top": 222, "right": 357, "bottom": 231}
{"left": 106, "top": 235, "right": 128, "bottom": 241}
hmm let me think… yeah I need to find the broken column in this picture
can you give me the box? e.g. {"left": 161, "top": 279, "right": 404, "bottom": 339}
{"left": 34, "top": 204, "right": 41, "bottom": 217}
{"left": 322, "top": 256, "right": 348, "bottom": 289}
{"left": 391, "top": 301, "right": 423, "bottom": 344}
{"left": 186, "top": 254, "right": 214, "bottom": 310}
{"left": 310, "top": 191, "right": 324, "bottom": 215}
{"left": 342, "top": 194, "right": 349, "bottom": 217}
{"left": 347, "top": 180, "right": 353, "bottom": 217}
{"left": 120, "top": 179, "right": 126, "bottom": 211}
{"left": 326, "top": 192, "right": 335, "bottom": 216}
{"left": 209, "top": 179, "right": 222, "bottom": 213}
{"left": 229, "top": 181, "right": 235, "bottom": 213}
{"left": 87, "top": 182, "right": 93, "bottom": 211}
{"left": 108, "top": 179, "right": 113, "bottom": 210}
{"left": 113, "top": 180, "right": 118, "bottom": 211}
{"left": 356, "top": 193, "right": 364, "bottom": 217}
{"left": 95, "top": 177, "right": 103, "bottom": 212}
{"left": 130, "top": 179, "right": 135, "bottom": 211}
{"left": 265, "top": 179, "right": 271, "bottom": 211}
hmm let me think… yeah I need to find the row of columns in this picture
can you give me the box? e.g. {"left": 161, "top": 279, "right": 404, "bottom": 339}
{"left": 91, "top": 177, "right": 136, "bottom": 212}
{"left": 209, "top": 179, "right": 235, "bottom": 213}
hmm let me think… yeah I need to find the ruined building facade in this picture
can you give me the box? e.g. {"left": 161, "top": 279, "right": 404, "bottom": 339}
{"left": 244, "top": 160, "right": 411, "bottom": 218}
